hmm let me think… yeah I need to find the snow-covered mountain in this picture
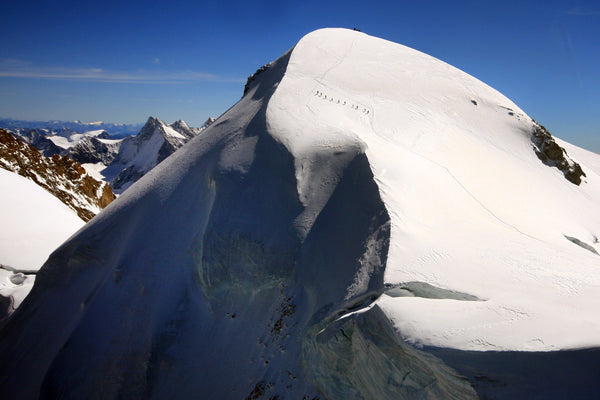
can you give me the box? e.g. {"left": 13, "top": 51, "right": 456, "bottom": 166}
{"left": 1, "top": 28, "right": 600, "bottom": 399}
{"left": 46, "top": 128, "right": 111, "bottom": 151}
{"left": 10, "top": 127, "right": 120, "bottom": 166}
{"left": 6, "top": 117, "right": 212, "bottom": 193}
{"left": 108, "top": 117, "right": 209, "bottom": 192}
{"left": 63, "top": 133, "right": 122, "bottom": 166}
{"left": 0, "top": 118, "right": 143, "bottom": 137}
{"left": 9, "top": 128, "right": 64, "bottom": 157}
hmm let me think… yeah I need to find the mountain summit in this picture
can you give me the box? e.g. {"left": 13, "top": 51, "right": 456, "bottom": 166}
{"left": 108, "top": 116, "right": 197, "bottom": 192}
{"left": 1, "top": 28, "right": 599, "bottom": 399}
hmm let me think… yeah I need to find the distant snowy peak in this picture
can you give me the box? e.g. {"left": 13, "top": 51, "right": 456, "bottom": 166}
{"left": 137, "top": 116, "right": 189, "bottom": 143}
{"left": 201, "top": 116, "right": 216, "bottom": 129}
{"left": 64, "top": 134, "right": 122, "bottom": 166}
{"left": 128, "top": 116, "right": 189, "bottom": 153}
{"left": 169, "top": 119, "right": 196, "bottom": 139}
{"left": 47, "top": 129, "right": 111, "bottom": 151}
{"left": 110, "top": 116, "right": 203, "bottom": 193}
{"left": 135, "top": 116, "right": 162, "bottom": 140}
{"left": 72, "top": 120, "right": 103, "bottom": 125}
{"left": 169, "top": 117, "right": 214, "bottom": 137}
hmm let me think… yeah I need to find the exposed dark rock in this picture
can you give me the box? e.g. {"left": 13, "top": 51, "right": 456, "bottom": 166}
{"left": 565, "top": 236, "right": 599, "bottom": 256}
{"left": 111, "top": 165, "right": 145, "bottom": 191}
{"left": 0, "top": 129, "right": 115, "bottom": 221}
{"left": 64, "top": 135, "right": 119, "bottom": 165}
{"left": 169, "top": 120, "right": 196, "bottom": 139}
{"left": 531, "top": 123, "right": 586, "bottom": 185}
{"left": 244, "top": 63, "right": 274, "bottom": 95}
{"left": 14, "top": 129, "right": 63, "bottom": 157}
{"left": 0, "top": 295, "right": 12, "bottom": 322}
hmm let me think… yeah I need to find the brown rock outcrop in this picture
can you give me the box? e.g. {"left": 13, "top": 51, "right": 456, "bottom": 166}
{"left": 0, "top": 129, "right": 115, "bottom": 221}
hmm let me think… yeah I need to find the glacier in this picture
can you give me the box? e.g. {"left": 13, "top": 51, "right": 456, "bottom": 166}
{"left": 1, "top": 28, "right": 600, "bottom": 399}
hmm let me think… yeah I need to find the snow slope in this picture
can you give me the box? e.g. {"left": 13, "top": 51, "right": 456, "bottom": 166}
{"left": 0, "top": 28, "right": 599, "bottom": 399}
{"left": 0, "top": 168, "right": 85, "bottom": 270}
{"left": 0, "top": 168, "right": 84, "bottom": 317}
{"left": 269, "top": 29, "right": 600, "bottom": 352}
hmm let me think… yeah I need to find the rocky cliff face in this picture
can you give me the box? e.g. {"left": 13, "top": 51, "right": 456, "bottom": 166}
{"left": 531, "top": 122, "right": 587, "bottom": 185}
{"left": 12, "top": 129, "right": 64, "bottom": 157}
{"left": 63, "top": 135, "right": 121, "bottom": 165}
{"left": 168, "top": 119, "right": 197, "bottom": 139}
{"left": 0, "top": 129, "right": 115, "bottom": 221}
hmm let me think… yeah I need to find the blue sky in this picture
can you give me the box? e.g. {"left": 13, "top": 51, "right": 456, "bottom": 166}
{"left": 1, "top": 0, "right": 598, "bottom": 151}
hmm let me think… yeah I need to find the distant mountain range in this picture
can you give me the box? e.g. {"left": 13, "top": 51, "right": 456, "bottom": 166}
{"left": 0, "top": 118, "right": 143, "bottom": 138}
{"left": 2, "top": 116, "right": 214, "bottom": 193}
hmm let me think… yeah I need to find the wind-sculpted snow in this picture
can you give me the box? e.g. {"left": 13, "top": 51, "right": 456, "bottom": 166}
{"left": 1, "top": 28, "right": 600, "bottom": 399}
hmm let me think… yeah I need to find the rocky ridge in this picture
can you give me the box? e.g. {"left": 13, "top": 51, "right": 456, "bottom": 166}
{"left": 531, "top": 122, "right": 587, "bottom": 185}
{"left": 0, "top": 129, "right": 115, "bottom": 221}
{"left": 3, "top": 117, "right": 214, "bottom": 194}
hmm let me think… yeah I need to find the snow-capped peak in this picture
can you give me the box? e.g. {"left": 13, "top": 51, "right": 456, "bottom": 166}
{"left": 170, "top": 119, "right": 190, "bottom": 131}
{"left": 108, "top": 116, "right": 201, "bottom": 192}
{"left": 1, "top": 28, "right": 599, "bottom": 399}
{"left": 267, "top": 28, "right": 600, "bottom": 352}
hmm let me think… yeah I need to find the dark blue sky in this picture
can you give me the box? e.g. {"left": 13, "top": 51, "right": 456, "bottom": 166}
{"left": 1, "top": 0, "right": 598, "bottom": 151}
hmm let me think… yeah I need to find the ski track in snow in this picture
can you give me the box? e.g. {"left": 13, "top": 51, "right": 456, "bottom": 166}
{"left": 409, "top": 149, "right": 547, "bottom": 244}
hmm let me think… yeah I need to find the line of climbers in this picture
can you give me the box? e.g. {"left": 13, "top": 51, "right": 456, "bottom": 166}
{"left": 314, "top": 90, "right": 370, "bottom": 114}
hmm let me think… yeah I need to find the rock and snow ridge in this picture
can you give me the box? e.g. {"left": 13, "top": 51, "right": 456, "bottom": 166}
{"left": 0, "top": 129, "right": 115, "bottom": 221}
{"left": 5, "top": 117, "right": 212, "bottom": 194}
{"left": 0, "top": 168, "right": 85, "bottom": 319}
{"left": 0, "top": 129, "right": 113, "bottom": 319}
{"left": 1, "top": 28, "right": 600, "bottom": 399}
{"left": 1, "top": 116, "right": 207, "bottom": 314}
